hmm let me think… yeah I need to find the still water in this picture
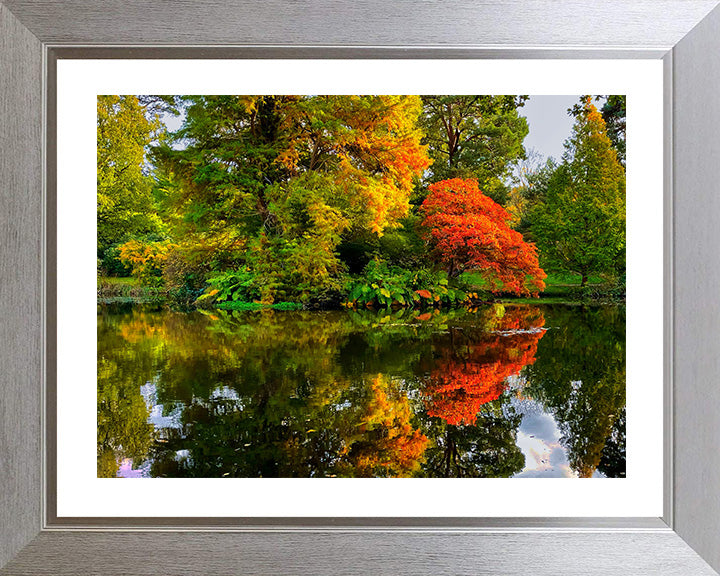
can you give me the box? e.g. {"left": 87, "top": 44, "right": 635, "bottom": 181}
{"left": 98, "top": 303, "right": 625, "bottom": 479}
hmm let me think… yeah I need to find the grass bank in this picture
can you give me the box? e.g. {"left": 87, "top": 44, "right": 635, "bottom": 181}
{"left": 461, "top": 271, "right": 624, "bottom": 305}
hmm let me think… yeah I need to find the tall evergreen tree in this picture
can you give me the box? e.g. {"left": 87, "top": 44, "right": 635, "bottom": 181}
{"left": 530, "top": 98, "right": 625, "bottom": 286}
{"left": 599, "top": 95, "right": 626, "bottom": 166}
{"left": 570, "top": 95, "right": 626, "bottom": 166}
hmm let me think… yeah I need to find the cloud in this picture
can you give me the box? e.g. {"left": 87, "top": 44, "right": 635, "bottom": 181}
{"left": 513, "top": 410, "right": 577, "bottom": 478}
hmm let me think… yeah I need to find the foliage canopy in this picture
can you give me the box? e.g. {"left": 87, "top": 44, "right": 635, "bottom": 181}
{"left": 153, "top": 95, "right": 430, "bottom": 301}
{"left": 420, "top": 95, "right": 528, "bottom": 203}
{"left": 97, "top": 95, "right": 163, "bottom": 256}
{"left": 420, "top": 178, "right": 546, "bottom": 296}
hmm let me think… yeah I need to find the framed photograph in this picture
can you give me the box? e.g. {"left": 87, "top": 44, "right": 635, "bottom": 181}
{"left": 1, "top": 1, "right": 719, "bottom": 574}
{"left": 59, "top": 60, "right": 663, "bottom": 520}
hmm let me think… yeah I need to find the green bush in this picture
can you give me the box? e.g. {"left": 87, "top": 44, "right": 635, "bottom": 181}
{"left": 99, "top": 245, "right": 132, "bottom": 277}
{"left": 196, "top": 269, "right": 261, "bottom": 307}
{"left": 346, "top": 259, "right": 467, "bottom": 309}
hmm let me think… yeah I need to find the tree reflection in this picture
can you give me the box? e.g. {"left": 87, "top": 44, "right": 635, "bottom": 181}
{"left": 146, "top": 373, "right": 428, "bottom": 478}
{"left": 408, "top": 306, "right": 546, "bottom": 478}
{"left": 99, "top": 306, "right": 432, "bottom": 477}
{"left": 598, "top": 407, "right": 626, "bottom": 478}
{"left": 329, "top": 374, "right": 428, "bottom": 477}
{"left": 421, "top": 306, "right": 546, "bottom": 425}
{"left": 97, "top": 305, "right": 157, "bottom": 477}
{"left": 97, "top": 303, "right": 625, "bottom": 478}
{"left": 523, "top": 306, "right": 626, "bottom": 477}
{"left": 421, "top": 408, "right": 525, "bottom": 478}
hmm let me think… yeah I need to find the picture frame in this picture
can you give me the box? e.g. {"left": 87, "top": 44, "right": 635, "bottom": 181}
{"left": 1, "top": 1, "right": 719, "bottom": 573}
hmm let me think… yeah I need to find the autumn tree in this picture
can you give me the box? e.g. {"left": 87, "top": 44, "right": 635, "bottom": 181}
{"left": 97, "top": 95, "right": 163, "bottom": 263}
{"left": 153, "top": 95, "right": 430, "bottom": 302}
{"left": 420, "top": 95, "right": 528, "bottom": 203}
{"left": 570, "top": 95, "right": 626, "bottom": 165}
{"left": 530, "top": 98, "right": 626, "bottom": 286}
{"left": 420, "top": 178, "right": 546, "bottom": 296}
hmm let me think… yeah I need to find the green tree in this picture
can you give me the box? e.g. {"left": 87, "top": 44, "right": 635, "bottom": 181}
{"left": 599, "top": 95, "right": 626, "bottom": 166}
{"left": 97, "top": 95, "right": 163, "bottom": 262}
{"left": 530, "top": 98, "right": 625, "bottom": 286}
{"left": 505, "top": 152, "right": 557, "bottom": 235}
{"left": 153, "top": 95, "right": 429, "bottom": 302}
{"left": 420, "top": 96, "right": 528, "bottom": 203}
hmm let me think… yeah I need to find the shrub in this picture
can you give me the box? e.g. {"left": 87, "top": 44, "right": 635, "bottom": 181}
{"left": 346, "top": 259, "right": 467, "bottom": 309}
{"left": 162, "top": 247, "right": 210, "bottom": 305}
{"left": 99, "top": 244, "right": 132, "bottom": 277}
{"left": 195, "top": 269, "right": 261, "bottom": 307}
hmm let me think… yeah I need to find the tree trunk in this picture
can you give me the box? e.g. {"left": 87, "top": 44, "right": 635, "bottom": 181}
{"left": 581, "top": 273, "right": 588, "bottom": 288}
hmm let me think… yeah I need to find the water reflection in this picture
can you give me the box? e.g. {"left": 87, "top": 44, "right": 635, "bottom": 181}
{"left": 98, "top": 304, "right": 625, "bottom": 478}
{"left": 420, "top": 307, "right": 545, "bottom": 426}
{"left": 521, "top": 306, "right": 626, "bottom": 478}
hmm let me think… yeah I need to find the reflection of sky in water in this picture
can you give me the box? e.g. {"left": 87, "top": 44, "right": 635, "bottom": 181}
{"left": 119, "top": 383, "right": 235, "bottom": 477}
{"left": 511, "top": 394, "right": 605, "bottom": 478}
{"left": 117, "top": 457, "right": 151, "bottom": 478}
{"left": 210, "top": 386, "right": 241, "bottom": 403}
{"left": 141, "top": 381, "right": 183, "bottom": 429}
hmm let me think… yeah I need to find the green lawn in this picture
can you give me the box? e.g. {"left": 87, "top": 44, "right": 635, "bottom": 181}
{"left": 98, "top": 276, "right": 139, "bottom": 287}
{"left": 544, "top": 271, "right": 603, "bottom": 286}
{"left": 460, "top": 270, "right": 609, "bottom": 303}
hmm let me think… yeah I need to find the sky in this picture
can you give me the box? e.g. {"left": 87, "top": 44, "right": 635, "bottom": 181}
{"left": 161, "top": 94, "right": 582, "bottom": 163}
{"left": 519, "top": 95, "right": 579, "bottom": 163}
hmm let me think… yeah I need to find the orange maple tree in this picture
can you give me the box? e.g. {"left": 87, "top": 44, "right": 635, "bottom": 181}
{"left": 423, "top": 308, "right": 546, "bottom": 425}
{"left": 420, "top": 178, "right": 546, "bottom": 296}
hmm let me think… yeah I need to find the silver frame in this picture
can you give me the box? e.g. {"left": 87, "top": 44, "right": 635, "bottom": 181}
{"left": 2, "top": 2, "right": 720, "bottom": 574}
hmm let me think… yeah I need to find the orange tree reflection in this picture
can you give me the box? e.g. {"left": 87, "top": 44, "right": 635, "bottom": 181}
{"left": 422, "top": 306, "right": 545, "bottom": 425}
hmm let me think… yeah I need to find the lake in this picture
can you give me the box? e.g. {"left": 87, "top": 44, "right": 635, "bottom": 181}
{"left": 98, "top": 303, "right": 625, "bottom": 479}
